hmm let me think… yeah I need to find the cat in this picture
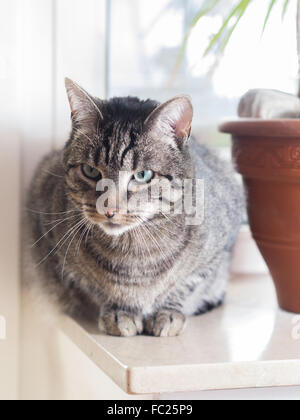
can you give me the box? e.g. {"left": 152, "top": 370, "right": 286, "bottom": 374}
{"left": 27, "top": 78, "right": 244, "bottom": 337}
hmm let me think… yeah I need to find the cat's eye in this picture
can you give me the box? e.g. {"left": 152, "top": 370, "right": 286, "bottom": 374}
{"left": 81, "top": 164, "right": 102, "bottom": 181}
{"left": 134, "top": 170, "right": 154, "bottom": 184}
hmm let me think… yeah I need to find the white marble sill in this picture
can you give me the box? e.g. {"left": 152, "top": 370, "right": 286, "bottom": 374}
{"left": 59, "top": 274, "right": 300, "bottom": 395}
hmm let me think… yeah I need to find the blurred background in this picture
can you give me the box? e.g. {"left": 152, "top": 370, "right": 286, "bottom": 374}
{"left": 0, "top": 0, "right": 298, "bottom": 400}
{"left": 5, "top": 0, "right": 299, "bottom": 165}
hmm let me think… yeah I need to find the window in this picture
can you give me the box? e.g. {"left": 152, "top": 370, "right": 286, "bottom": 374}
{"left": 108, "top": 0, "right": 298, "bottom": 149}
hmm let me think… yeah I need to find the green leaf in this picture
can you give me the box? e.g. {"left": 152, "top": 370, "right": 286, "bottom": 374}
{"left": 170, "top": 0, "right": 221, "bottom": 82}
{"left": 262, "top": 0, "right": 277, "bottom": 35}
{"left": 171, "top": 0, "right": 290, "bottom": 81}
{"left": 189, "top": 0, "right": 222, "bottom": 29}
{"left": 204, "top": 0, "right": 252, "bottom": 56}
{"left": 282, "top": 0, "right": 291, "bottom": 20}
{"left": 219, "top": 1, "right": 252, "bottom": 54}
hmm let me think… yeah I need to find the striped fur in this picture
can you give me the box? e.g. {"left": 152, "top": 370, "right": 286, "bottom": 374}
{"left": 26, "top": 80, "right": 244, "bottom": 337}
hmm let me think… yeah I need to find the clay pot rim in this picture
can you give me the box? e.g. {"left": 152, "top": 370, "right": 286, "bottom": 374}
{"left": 219, "top": 118, "right": 300, "bottom": 138}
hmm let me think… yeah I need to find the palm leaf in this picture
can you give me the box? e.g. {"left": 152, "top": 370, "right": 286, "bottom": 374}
{"left": 219, "top": 0, "right": 252, "bottom": 54}
{"left": 204, "top": 0, "right": 252, "bottom": 56}
{"left": 171, "top": 0, "right": 292, "bottom": 81}
{"left": 262, "top": 0, "right": 277, "bottom": 35}
{"left": 189, "top": 0, "right": 222, "bottom": 29}
{"left": 169, "top": 0, "right": 221, "bottom": 83}
{"left": 282, "top": 0, "right": 291, "bottom": 20}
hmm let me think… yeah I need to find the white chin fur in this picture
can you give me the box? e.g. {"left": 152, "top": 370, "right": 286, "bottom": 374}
{"left": 98, "top": 223, "right": 135, "bottom": 236}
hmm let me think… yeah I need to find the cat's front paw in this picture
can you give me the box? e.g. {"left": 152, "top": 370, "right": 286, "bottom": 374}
{"left": 98, "top": 310, "right": 143, "bottom": 337}
{"left": 145, "top": 310, "right": 186, "bottom": 337}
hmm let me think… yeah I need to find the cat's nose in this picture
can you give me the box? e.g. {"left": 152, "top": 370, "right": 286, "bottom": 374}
{"left": 105, "top": 209, "right": 116, "bottom": 219}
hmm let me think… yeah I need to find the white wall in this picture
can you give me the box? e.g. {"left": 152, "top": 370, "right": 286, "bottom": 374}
{"left": 18, "top": 0, "right": 107, "bottom": 189}
{"left": 11, "top": 0, "right": 107, "bottom": 400}
{"left": 0, "top": 0, "right": 21, "bottom": 401}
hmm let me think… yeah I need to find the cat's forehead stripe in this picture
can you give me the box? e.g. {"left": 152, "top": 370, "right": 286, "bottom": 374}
{"left": 120, "top": 128, "right": 137, "bottom": 168}
{"left": 103, "top": 134, "right": 111, "bottom": 166}
{"left": 93, "top": 147, "right": 101, "bottom": 167}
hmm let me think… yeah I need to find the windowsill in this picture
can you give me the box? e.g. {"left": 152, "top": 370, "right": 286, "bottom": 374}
{"left": 59, "top": 274, "right": 300, "bottom": 395}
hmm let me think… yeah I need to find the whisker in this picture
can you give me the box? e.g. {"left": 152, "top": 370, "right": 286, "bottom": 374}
{"left": 131, "top": 226, "right": 144, "bottom": 260}
{"left": 61, "top": 219, "right": 87, "bottom": 279}
{"left": 26, "top": 208, "right": 78, "bottom": 216}
{"left": 140, "top": 215, "right": 198, "bottom": 253}
{"left": 42, "top": 170, "right": 64, "bottom": 179}
{"left": 31, "top": 214, "right": 81, "bottom": 248}
{"left": 141, "top": 216, "right": 181, "bottom": 244}
{"left": 85, "top": 222, "right": 94, "bottom": 245}
{"left": 140, "top": 216, "right": 183, "bottom": 267}
{"left": 160, "top": 212, "right": 183, "bottom": 229}
{"left": 138, "top": 223, "right": 166, "bottom": 267}
{"left": 137, "top": 216, "right": 172, "bottom": 270}
{"left": 75, "top": 221, "right": 91, "bottom": 256}
{"left": 133, "top": 218, "right": 151, "bottom": 262}
{"left": 35, "top": 217, "right": 86, "bottom": 267}
{"left": 159, "top": 213, "right": 199, "bottom": 245}
{"left": 43, "top": 214, "right": 81, "bottom": 226}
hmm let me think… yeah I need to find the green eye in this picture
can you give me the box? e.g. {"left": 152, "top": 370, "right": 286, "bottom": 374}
{"left": 82, "top": 164, "right": 102, "bottom": 181}
{"left": 134, "top": 170, "right": 154, "bottom": 184}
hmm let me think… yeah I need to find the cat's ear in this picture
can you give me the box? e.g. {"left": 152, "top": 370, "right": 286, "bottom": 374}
{"left": 145, "top": 95, "right": 193, "bottom": 144}
{"left": 65, "top": 78, "right": 103, "bottom": 126}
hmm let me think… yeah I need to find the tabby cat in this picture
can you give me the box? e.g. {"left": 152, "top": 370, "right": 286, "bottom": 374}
{"left": 27, "top": 78, "right": 244, "bottom": 337}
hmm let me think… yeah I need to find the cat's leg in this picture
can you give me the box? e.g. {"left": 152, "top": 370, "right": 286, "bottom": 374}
{"left": 98, "top": 307, "right": 144, "bottom": 337}
{"left": 144, "top": 310, "right": 186, "bottom": 337}
{"left": 184, "top": 253, "right": 230, "bottom": 317}
{"left": 145, "top": 252, "right": 230, "bottom": 337}
{"left": 238, "top": 89, "right": 300, "bottom": 119}
{"left": 188, "top": 252, "right": 230, "bottom": 317}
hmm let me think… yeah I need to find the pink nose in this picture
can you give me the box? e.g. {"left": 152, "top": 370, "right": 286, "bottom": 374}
{"left": 105, "top": 209, "right": 117, "bottom": 219}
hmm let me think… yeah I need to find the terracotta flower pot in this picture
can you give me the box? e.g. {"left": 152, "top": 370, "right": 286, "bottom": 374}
{"left": 220, "top": 119, "right": 300, "bottom": 313}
